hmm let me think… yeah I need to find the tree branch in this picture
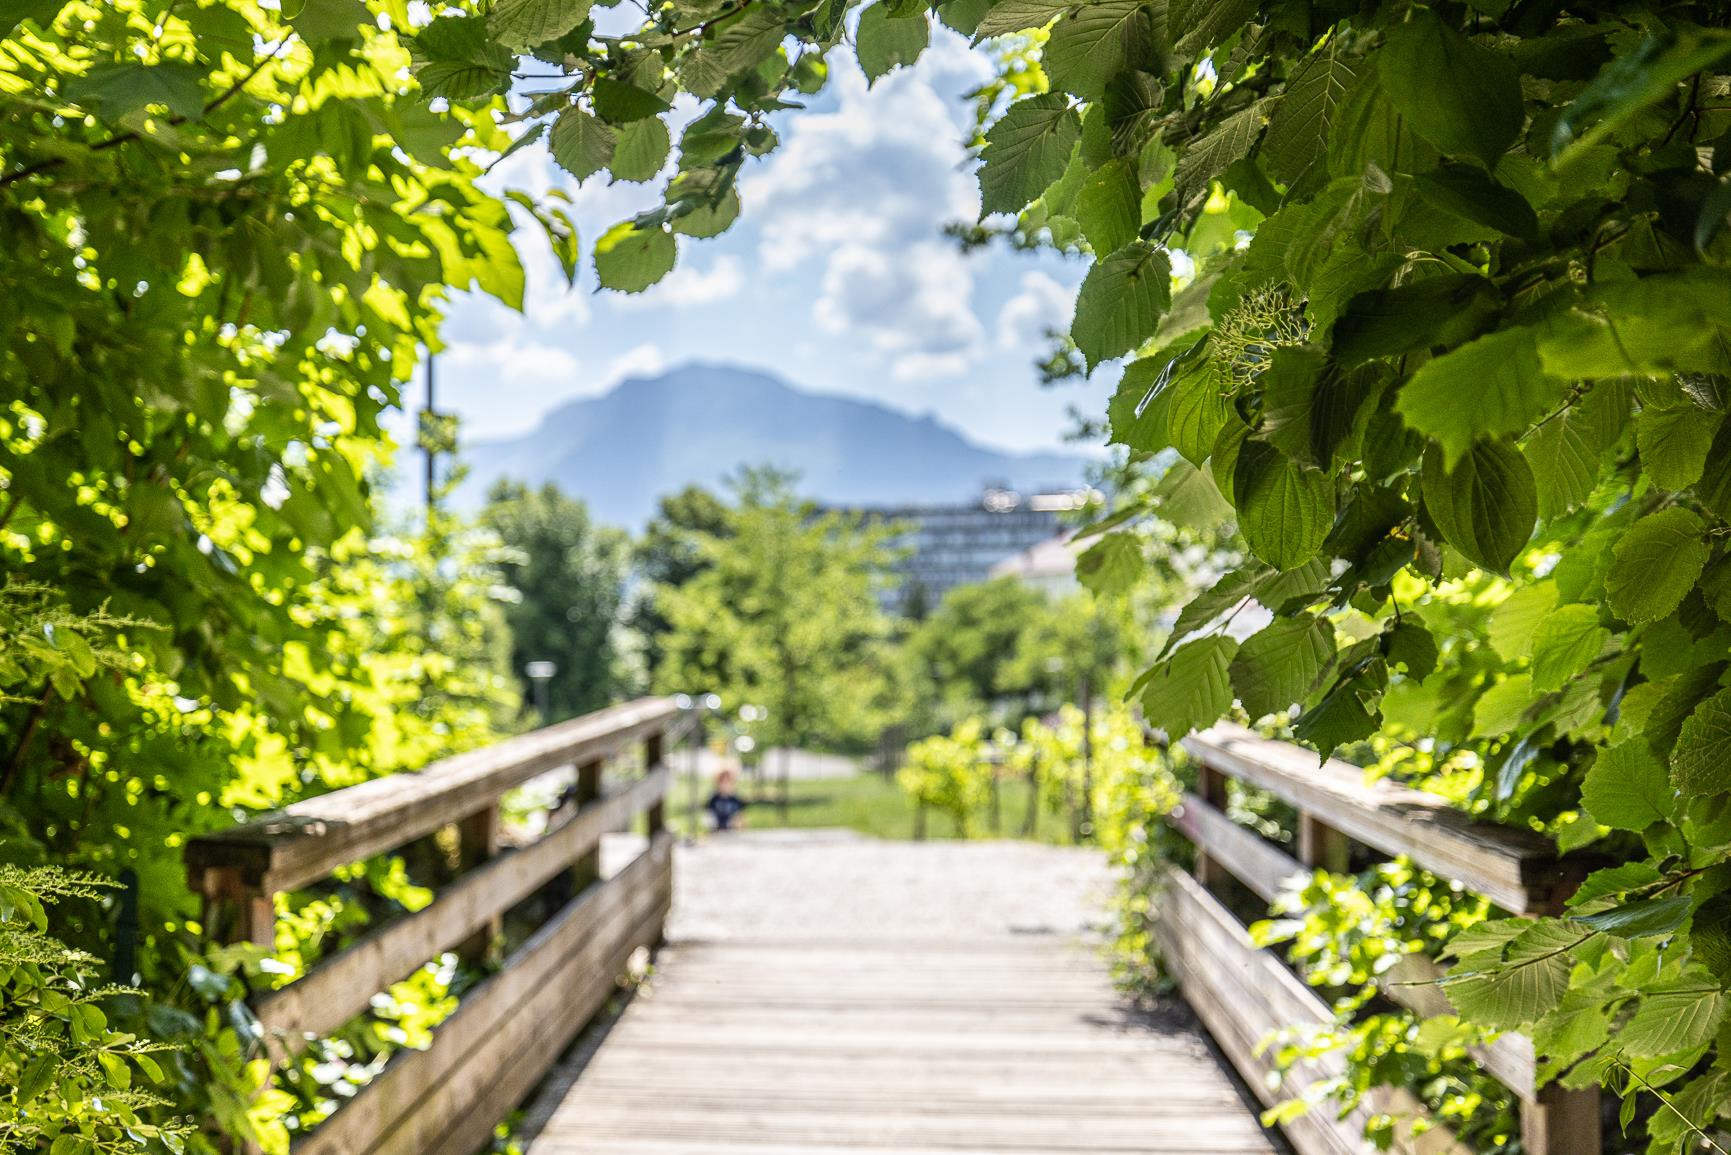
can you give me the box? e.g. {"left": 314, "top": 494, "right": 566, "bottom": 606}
{"left": 0, "top": 39, "right": 289, "bottom": 189}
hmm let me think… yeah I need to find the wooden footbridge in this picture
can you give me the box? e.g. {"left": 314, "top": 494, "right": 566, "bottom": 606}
{"left": 185, "top": 698, "right": 1600, "bottom": 1155}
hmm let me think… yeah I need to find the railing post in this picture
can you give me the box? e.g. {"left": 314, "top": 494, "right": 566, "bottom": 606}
{"left": 456, "top": 804, "right": 501, "bottom": 963}
{"left": 573, "top": 756, "right": 605, "bottom": 889}
{"left": 188, "top": 865, "right": 272, "bottom": 1155}
{"left": 193, "top": 866, "right": 275, "bottom": 949}
{"left": 644, "top": 731, "right": 665, "bottom": 838}
{"left": 1521, "top": 1085, "right": 1600, "bottom": 1155}
{"left": 1297, "top": 813, "right": 1351, "bottom": 873}
{"left": 1194, "top": 763, "right": 1229, "bottom": 887}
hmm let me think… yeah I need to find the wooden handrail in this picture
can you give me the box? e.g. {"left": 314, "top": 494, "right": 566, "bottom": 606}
{"left": 1159, "top": 723, "right": 1600, "bottom": 1155}
{"left": 187, "top": 697, "right": 687, "bottom": 895}
{"left": 1183, "top": 723, "right": 1577, "bottom": 916}
{"left": 183, "top": 696, "right": 698, "bottom": 1155}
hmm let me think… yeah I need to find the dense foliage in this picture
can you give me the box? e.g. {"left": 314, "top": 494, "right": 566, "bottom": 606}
{"left": 481, "top": 480, "right": 631, "bottom": 720}
{"left": 653, "top": 470, "right": 902, "bottom": 752}
{"left": 12, "top": 0, "right": 1731, "bottom": 1145}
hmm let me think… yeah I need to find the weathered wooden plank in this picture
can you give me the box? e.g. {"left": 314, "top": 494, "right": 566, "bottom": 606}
{"left": 1156, "top": 866, "right": 1475, "bottom": 1155}
{"left": 188, "top": 698, "right": 682, "bottom": 894}
{"left": 255, "top": 768, "right": 670, "bottom": 1049}
{"left": 1183, "top": 724, "right": 1575, "bottom": 915}
{"left": 1166, "top": 792, "right": 1306, "bottom": 903}
{"left": 296, "top": 834, "right": 672, "bottom": 1155}
{"left": 395, "top": 859, "right": 671, "bottom": 1155}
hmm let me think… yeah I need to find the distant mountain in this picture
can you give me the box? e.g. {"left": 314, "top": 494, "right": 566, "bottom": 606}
{"left": 453, "top": 363, "right": 1089, "bottom": 528}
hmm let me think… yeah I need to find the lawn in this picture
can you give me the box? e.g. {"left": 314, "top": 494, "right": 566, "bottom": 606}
{"left": 665, "top": 770, "right": 1082, "bottom": 845}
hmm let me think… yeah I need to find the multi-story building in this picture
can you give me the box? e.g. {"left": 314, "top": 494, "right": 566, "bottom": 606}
{"left": 853, "top": 486, "right": 1096, "bottom": 615}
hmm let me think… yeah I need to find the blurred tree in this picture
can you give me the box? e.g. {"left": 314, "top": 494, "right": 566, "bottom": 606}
{"left": 628, "top": 485, "right": 731, "bottom": 686}
{"left": 481, "top": 482, "right": 630, "bottom": 722}
{"left": 907, "top": 577, "right": 1067, "bottom": 721}
{"left": 654, "top": 470, "right": 897, "bottom": 753}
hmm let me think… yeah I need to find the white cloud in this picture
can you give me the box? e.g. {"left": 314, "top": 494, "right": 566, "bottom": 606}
{"left": 601, "top": 343, "right": 668, "bottom": 387}
{"left": 437, "top": 337, "right": 584, "bottom": 440}
{"left": 891, "top": 351, "right": 970, "bottom": 382}
{"left": 815, "top": 241, "right": 981, "bottom": 355}
{"left": 743, "top": 35, "right": 988, "bottom": 273}
{"left": 995, "top": 271, "right": 1075, "bottom": 347}
{"left": 614, "top": 254, "right": 744, "bottom": 309}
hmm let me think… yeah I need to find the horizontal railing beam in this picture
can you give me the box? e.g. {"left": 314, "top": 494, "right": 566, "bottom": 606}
{"left": 1183, "top": 724, "right": 1575, "bottom": 915}
{"left": 187, "top": 698, "right": 686, "bottom": 894}
{"left": 254, "top": 766, "right": 671, "bottom": 1049}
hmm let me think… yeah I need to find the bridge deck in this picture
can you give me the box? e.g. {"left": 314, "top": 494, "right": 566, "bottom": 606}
{"left": 525, "top": 833, "right": 1281, "bottom": 1155}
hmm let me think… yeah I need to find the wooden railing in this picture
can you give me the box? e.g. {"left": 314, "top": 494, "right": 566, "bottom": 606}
{"left": 185, "top": 696, "right": 698, "bottom": 1155}
{"left": 1157, "top": 723, "right": 1599, "bottom": 1155}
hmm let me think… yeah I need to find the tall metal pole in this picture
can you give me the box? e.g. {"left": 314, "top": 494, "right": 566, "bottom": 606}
{"left": 1079, "top": 672, "right": 1094, "bottom": 840}
{"left": 423, "top": 351, "right": 438, "bottom": 519}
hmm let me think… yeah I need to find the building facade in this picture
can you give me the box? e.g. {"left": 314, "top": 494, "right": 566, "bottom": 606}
{"left": 853, "top": 487, "right": 1094, "bottom": 615}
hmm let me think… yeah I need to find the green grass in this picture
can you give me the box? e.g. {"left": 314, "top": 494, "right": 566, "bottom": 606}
{"left": 666, "top": 771, "right": 1083, "bottom": 845}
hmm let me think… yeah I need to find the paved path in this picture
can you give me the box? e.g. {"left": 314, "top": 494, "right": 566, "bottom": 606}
{"left": 527, "top": 832, "right": 1280, "bottom": 1155}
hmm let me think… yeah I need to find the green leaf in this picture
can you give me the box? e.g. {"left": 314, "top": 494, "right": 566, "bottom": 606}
{"left": 1235, "top": 441, "right": 1335, "bottom": 571}
{"left": 1333, "top": 274, "right": 1501, "bottom": 368}
{"left": 549, "top": 107, "right": 616, "bottom": 183}
{"left": 705, "top": 6, "right": 789, "bottom": 75}
{"left": 1263, "top": 40, "right": 1357, "bottom": 184}
{"left": 1552, "top": 30, "right": 1731, "bottom": 164}
{"left": 856, "top": 5, "right": 929, "bottom": 83}
{"left": 486, "top": 0, "right": 593, "bottom": 50}
{"left": 1161, "top": 565, "right": 1267, "bottom": 656}
{"left": 1443, "top": 921, "right": 1585, "bottom": 1030}
{"left": 1104, "top": 69, "right": 1164, "bottom": 155}
{"left": 611, "top": 118, "right": 671, "bottom": 183}
{"left": 1230, "top": 615, "right": 1335, "bottom": 719}
{"left": 1071, "top": 242, "right": 1170, "bottom": 371}
{"left": 971, "top": 0, "right": 1072, "bottom": 41}
{"left": 1636, "top": 405, "right": 1722, "bottom": 491}
{"left": 289, "top": 0, "right": 372, "bottom": 45}
{"left": 1042, "top": 1, "right": 1150, "bottom": 100}
{"left": 1140, "top": 635, "right": 1238, "bottom": 738}
{"left": 64, "top": 61, "right": 207, "bottom": 121}
{"left": 1671, "top": 686, "right": 1731, "bottom": 798}
{"left": 1571, "top": 894, "right": 1692, "bottom": 938}
{"left": 1523, "top": 381, "right": 1626, "bottom": 519}
{"left": 1620, "top": 983, "right": 1728, "bottom": 1058}
{"left": 1585, "top": 741, "right": 1675, "bottom": 831}
{"left": 1397, "top": 328, "right": 1568, "bottom": 466}
{"left": 1108, "top": 353, "right": 1178, "bottom": 452}
{"left": 1379, "top": 9, "right": 1522, "bottom": 167}
{"left": 1, "top": 0, "right": 62, "bottom": 38}
{"left": 670, "top": 184, "right": 742, "bottom": 238}
{"left": 979, "top": 94, "right": 1082, "bottom": 217}
{"left": 97, "top": 1050, "right": 130, "bottom": 1090}
{"left": 1076, "top": 159, "right": 1141, "bottom": 257}
{"left": 1152, "top": 458, "right": 1235, "bottom": 529}
{"left": 1472, "top": 673, "right": 1534, "bottom": 738}
{"left": 413, "top": 15, "right": 515, "bottom": 100}
{"left": 1293, "top": 672, "right": 1379, "bottom": 756}
{"left": 593, "top": 222, "right": 676, "bottom": 293}
{"left": 1420, "top": 439, "right": 1536, "bottom": 575}
{"left": 592, "top": 78, "right": 672, "bottom": 124}
{"left": 1530, "top": 604, "right": 1609, "bottom": 693}
{"left": 18, "top": 1054, "right": 56, "bottom": 1103}
{"left": 1075, "top": 532, "right": 1142, "bottom": 595}
{"left": 937, "top": 0, "right": 994, "bottom": 36}
{"left": 1605, "top": 507, "right": 1708, "bottom": 625}
{"left": 1174, "top": 102, "right": 1266, "bottom": 201}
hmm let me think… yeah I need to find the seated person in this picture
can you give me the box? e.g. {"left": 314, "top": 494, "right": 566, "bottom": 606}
{"left": 705, "top": 767, "right": 748, "bottom": 831}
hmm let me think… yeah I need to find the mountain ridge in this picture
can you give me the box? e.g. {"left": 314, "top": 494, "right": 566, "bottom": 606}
{"left": 453, "top": 363, "right": 1087, "bottom": 527}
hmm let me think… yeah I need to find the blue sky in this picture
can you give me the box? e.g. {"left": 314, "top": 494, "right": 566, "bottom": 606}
{"left": 425, "top": 26, "right": 1112, "bottom": 456}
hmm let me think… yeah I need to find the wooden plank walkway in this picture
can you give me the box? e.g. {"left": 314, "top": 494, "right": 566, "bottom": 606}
{"left": 525, "top": 832, "right": 1281, "bottom": 1155}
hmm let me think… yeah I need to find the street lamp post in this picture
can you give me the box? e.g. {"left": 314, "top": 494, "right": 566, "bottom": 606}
{"left": 525, "top": 660, "right": 557, "bottom": 723}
